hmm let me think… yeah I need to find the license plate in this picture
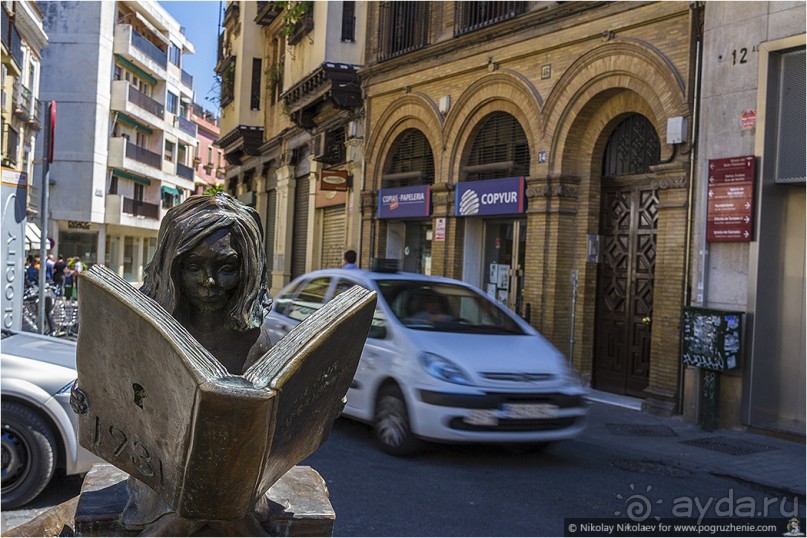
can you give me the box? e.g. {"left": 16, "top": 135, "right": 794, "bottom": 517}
{"left": 501, "top": 403, "right": 558, "bottom": 419}
{"left": 465, "top": 409, "right": 499, "bottom": 426}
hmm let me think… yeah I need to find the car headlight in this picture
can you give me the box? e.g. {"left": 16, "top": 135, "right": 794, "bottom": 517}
{"left": 419, "top": 353, "right": 473, "bottom": 385}
{"left": 57, "top": 380, "right": 76, "bottom": 395}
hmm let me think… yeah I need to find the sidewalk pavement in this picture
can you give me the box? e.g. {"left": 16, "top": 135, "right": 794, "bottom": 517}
{"left": 584, "top": 390, "right": 806, "bottom": 498}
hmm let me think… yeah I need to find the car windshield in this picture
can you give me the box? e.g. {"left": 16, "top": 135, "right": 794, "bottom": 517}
{"left": 375, "top": 279, "right": 525, "bottom": 335}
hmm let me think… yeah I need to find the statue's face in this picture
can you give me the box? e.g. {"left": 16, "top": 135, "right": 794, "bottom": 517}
{"left": 179, "top": 228, "right": 241, "bottom": 314}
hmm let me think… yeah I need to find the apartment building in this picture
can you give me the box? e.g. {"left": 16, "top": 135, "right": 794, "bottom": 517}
{"left": 217, "top": 1, "right": 366, "bottom": 295}
{"left": 683, "top": 2, "right": 805, "bottom": 436}
{"left": 35, "top": 0, "right": 196, "bottom": 284}
{"left": 1, "top": 0, "right": 48, "bottom": 331}
{"left": 191, "top": 102, "right": 225, "bottom": 194}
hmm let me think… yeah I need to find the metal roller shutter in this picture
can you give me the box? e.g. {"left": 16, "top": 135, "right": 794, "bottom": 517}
{"left": 265, "top": 189, "right": 277, "bottom": 273}
{"left": 320, "top": 206, "right": 345, "bottom": 268}
{"left": 291, "top": 176, "right": 309, "bottom": 279}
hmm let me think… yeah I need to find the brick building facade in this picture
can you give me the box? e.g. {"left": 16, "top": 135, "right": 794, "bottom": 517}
{"left": 359, "top": 1, "right": 700, "bottom": 414}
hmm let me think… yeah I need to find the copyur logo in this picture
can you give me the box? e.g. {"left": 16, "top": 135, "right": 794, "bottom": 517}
{"left": 459, "top": 189, "right": 480, "bottom": 216}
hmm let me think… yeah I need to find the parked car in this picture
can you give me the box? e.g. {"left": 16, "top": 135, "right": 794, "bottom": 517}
{"left": 1, "top": 329, "right": 100, "bottom": 509}
{"left": 264, "top": 268, "right": 588, "bottom": 455}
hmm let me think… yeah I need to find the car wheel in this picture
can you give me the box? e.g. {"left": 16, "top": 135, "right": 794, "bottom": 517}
{"left": 1, "top": 402, "right": 57, "bottom": 510}
{"left": 373, "top": 385, "right": 423, "bottom": 456}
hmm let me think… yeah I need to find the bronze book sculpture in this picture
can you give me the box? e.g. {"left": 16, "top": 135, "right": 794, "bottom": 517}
{"left": 70, "top": 193, "right": 376, "bottom": 532}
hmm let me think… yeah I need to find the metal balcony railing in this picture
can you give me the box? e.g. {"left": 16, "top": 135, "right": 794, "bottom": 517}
{"left": 181, "top": 69, "right": 193, "bottom": 88}
{"left": 177, "top": 115, "right": 197, "bottom": 137}
{"left": 12, "top": 81, "right": 32, "bottom": 120}
{"left": 131, "top": 28, "right": 167, "bottom": 69}
{"left": 123, "top": 197, "right": 159, "bottom": 219}
{"left": 125, "top": 140, "right": 162, "bottom": 169}
{"left": 127, "top": 85, "right": 164, "bottom": 117}
{"left": 453, "top": 1, "right": 526, "bottom": 36}
{"left": 176, "top": 162, "right": 194, "bottom": 180}
{"left": 29, "top": 97, "right": 42, "bottom": 130}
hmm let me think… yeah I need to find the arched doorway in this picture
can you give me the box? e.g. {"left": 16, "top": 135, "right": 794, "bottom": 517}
{"left": 380, "top": 128, "right": 435, "bottom": 274}
{"left": 458, "top": 112, "right": 530, "bottom": 313}
{"left": 593, "top": 114, "right": 660, "bottom": 397}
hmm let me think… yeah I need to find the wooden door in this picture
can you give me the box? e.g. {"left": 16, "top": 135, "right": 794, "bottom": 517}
{"left": 594, "top": 185, "right": 658, "bottom": 396}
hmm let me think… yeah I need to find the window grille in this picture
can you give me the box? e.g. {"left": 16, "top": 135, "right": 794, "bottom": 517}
{"left": 464, "top": 112, "right": 530, "bottom": 181}
{"left": 320, "top": 127, "right": 346, "bottom": 164}
{"left": 454, "top": 1, "right": 526, "bottom": 36}
{"left": 602, "top": 114, "right": 660, "bottom": 177}
{"left": 377, "top": 2, "right": 430, "bottom": 61}
{"left": 382, "top": 129, "right": 435, "bottom": 188}
{"left": 765, "top": 47, "right": 805, "bottom": 184}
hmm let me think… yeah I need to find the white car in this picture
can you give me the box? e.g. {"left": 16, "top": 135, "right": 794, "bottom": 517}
{"left": 265, "top": 268, "right": 587, "bottom": 455}
{"left": 1, "top": 330, "right": 100, "bottom": 509}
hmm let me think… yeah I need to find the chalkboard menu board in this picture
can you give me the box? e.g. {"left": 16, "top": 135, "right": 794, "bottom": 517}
{"left": 681, "top": 307, "right": 743, "bottom": 371}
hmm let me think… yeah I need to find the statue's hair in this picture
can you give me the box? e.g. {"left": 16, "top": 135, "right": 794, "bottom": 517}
{"left": 141, "top": 192, "right": 270, "bottom": 331}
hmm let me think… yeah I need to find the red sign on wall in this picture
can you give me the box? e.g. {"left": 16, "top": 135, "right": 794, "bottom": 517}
{"left": 706, "top": 156, "right": 756, "bottom": 242}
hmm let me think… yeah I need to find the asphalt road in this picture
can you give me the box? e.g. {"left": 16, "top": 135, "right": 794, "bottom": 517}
{"left": 2, "top": 404, "right": 803, "bottom": 536}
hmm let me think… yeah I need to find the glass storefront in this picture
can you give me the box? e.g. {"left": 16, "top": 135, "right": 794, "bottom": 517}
{"left": 59, "top": 231, "right": 98, "bottom": 264}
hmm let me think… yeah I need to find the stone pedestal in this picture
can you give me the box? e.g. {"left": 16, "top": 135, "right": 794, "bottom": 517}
{"left": 3, "top": 464, "right": 335, "bottom": 537}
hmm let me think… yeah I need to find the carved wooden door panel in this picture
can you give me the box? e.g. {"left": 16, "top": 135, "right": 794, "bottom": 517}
{"left": 594, "top": 185, "right": 658, "bottom": 397}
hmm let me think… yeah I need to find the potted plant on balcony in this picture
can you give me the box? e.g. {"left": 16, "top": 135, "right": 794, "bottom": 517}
{"left": 281, "top": 1, "right": 313, "bottom": 45}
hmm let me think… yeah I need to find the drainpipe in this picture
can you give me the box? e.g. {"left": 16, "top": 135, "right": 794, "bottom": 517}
{"left": 678, "top": 2, "right": 704, "bottom": 414}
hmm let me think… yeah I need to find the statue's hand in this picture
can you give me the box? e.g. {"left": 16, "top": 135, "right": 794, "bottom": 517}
{"left": 70, "top": 381, "right": 89, "bottom": 414}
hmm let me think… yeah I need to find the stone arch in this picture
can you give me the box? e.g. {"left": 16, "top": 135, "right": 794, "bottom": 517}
{"left": 444, "top": 71, "right": 543, "bottom": 182}
{"left": 544, "top": 40, "right": 688, "bottom": 176}
{"left": 365, "top": 93, "right": 443, "bottom": 191}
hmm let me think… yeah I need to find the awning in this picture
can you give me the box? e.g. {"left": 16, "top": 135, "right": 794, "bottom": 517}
{"left": 161, "top": 185, "right": 180, "bottom": 196}
{"left": 133, "top": 12, "right": 171, "bottom": 47}
{"left": 114, "top": 54, "right": 157, "bottom": 86}
{"left": 25, "top": 222, "right": 45, "bottom": 251}
{"left": 116, "top": 112, "right": 153, "bottom": 135}
{"left": 111, "top": 168, "right": 151, "bottom": 185}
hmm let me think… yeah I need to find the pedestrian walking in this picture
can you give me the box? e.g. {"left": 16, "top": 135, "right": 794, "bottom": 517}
{"left": 45, "top": 254, "right": 55, "bottom": 283}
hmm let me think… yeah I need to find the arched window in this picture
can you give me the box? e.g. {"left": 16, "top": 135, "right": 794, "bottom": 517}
{"left": 382, "top": 129, "right": 435, "bottom": 188}
{"left": 602, "top": 114, "right": 660, "bottom": 176}
{"left": 464, "top": 112, "right": 530, "bottom": 181}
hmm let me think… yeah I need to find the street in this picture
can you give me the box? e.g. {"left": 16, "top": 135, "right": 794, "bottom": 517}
{"left": 3, "top": 402, "right": 803, "bottom": 536}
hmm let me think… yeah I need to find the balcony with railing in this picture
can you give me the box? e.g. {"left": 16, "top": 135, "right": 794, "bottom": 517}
{"left": 12, "top": 81, "right": 31, "bottom": 121}
{"left": 123, "top": 197, "right": 160, "bottom": 219}
{"left": 181, "top": 69, "right": 193, "bottom": 89}
{"left": 128, "top": 85, "right": 164, "bottom": 118}
{"left": 377, "top": 2, "right": 431, "bottom": 62}
{"left": 114, "top": 24, "right": 168, "bottom": 80}
{"left": 125, "top": 140, "right": 162, "bottom": 169}
{"left": 176, "top": 162, "right": 194, "bottom": 181}
{"left": 111, "top": 80, "right": 164, "bottom": 133}
{"left": 131, "top": 29, "right": 167, "bottom": 69}
{"left": 453, "top": 1, "right": 526, "bottom": 36}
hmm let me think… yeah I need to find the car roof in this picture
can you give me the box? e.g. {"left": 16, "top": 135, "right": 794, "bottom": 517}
{"left": 295, "top": 268, "right": 471, "bottom": 287}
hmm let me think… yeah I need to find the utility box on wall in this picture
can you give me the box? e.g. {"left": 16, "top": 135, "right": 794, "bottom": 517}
{"left": 681, "top": 307, "right": 743, "bottom": 371}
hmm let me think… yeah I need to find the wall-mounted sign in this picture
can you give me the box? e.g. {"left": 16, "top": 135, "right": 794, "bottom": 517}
{"left": 320, "top": 169, "right": 350, "bottom": 191}
{"left": 740, "top": 108, "right": 756, "bottom": 130}
{"left": 378, "top": 185, "right": 431, "bottom": 219}
{"left": 434, "top": 217, "right": 446, "bottom": 241}
{"left": 706, "top": 156, "right": 755, "bottom": 242}
{"left": 455, "top": 177, "right": 525, "bottom": 217}
{"left": 315, "top": 180, "right": 346, "bottom": 208}
{"left": 68, "top": 221, "right": 92, "bottom": 230}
